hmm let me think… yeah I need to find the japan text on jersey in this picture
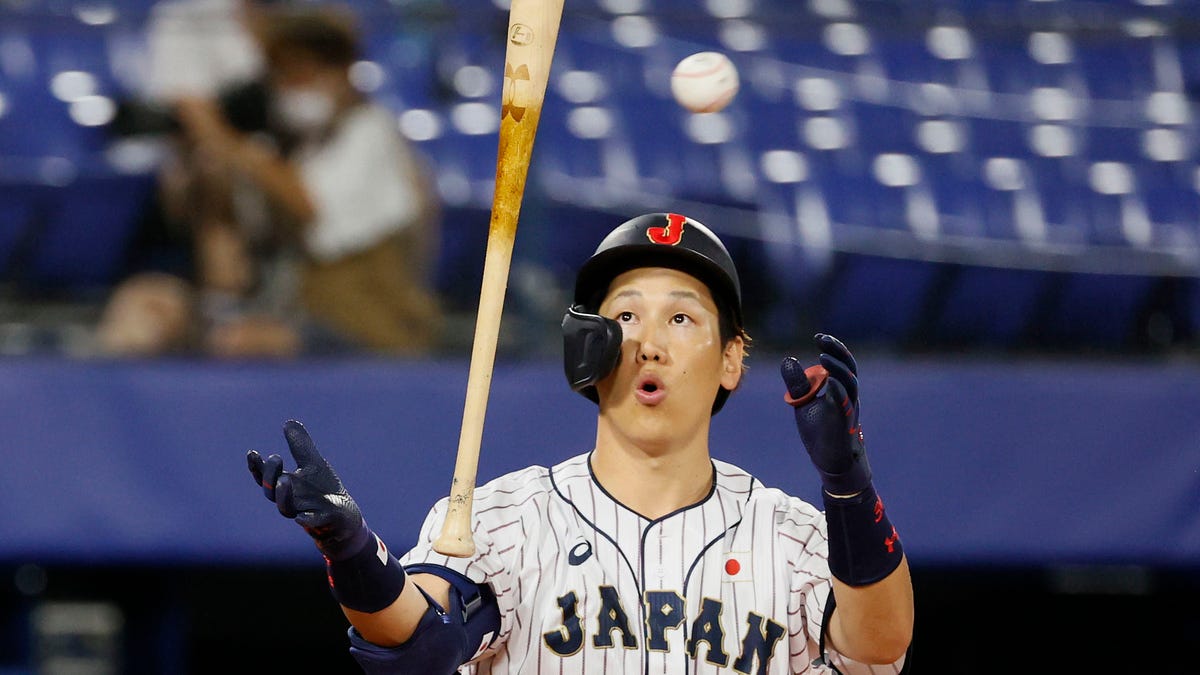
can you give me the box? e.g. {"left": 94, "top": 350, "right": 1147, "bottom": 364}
{"left": 403, "top": 455, "right": 905, "bottom": 675}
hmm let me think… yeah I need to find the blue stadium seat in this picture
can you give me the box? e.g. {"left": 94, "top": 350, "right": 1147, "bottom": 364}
{"left": 625, "top": 94, "right": 757, "bottom": 207}
{"left": 975, "top": 155, "right": 1082, "bottom": 246}
{"left": 932, "top": 266, "right": 1051, "bottom": 348}
{"left": 874, "top": 32, "right": 985, "bottom": 90}
{"left": 533, "top": 57, "right": 640, "bottom": 198}
{"left": 850, "top": 100, "right": 920, "bottom": 156}
{"left": 0, "top": 182, "right": 41, "bottom": 278}
{"left": 413, "top": 120, "right": 499, "bottom": 309}
{"left": 966, "top": 116, "right": 1031, "bottom": 160}
{"left": 805, "top": 149, "right": 877, "bottom": 230}
{"left": 977, "top": 36, "right": 1079, "bottom": 94}
{"left": 923, "top": 161, "right": 986, "bottom": 238}
{"left": 1135, "top": 161, "right": 1200, "bottom": 241}
{"left": 1037, "top": 272, "right": 1158, "bottom": 349}
{"left": 823, "top": 155, "right": 931, "bottom": 235}
{"left": 816, "top": 253, "right": 944, "bottom": 345}
{"left": 29, "top": 27, "right": 121, "bottom": 91}
{"left": 553, "top": 36, "right": 646, "bottom": 95}
{"left": 1076, "top": 39, "right": 1159, "bottom": 102}
{"left": 1190, "top": 277, "right": 1200, "bottom": 341}
{"left": 1025, "top": 154, "right": 1091, "bottom": 246}
{"left": 429, "top": 18, "right": 508, "bottom": 101}
{"left": 23, "top": 171, "right": 154, "bottom": 292}
{"left": 419, "top": 113, "right": 500, "bottom": 206}
{"left": 0, "top": 76, "right": 104, "bottom": 161}
{"left": 752, "top": 176, "right": 843, "bottom": 344}
{"left": 773, "top": 24, "right": 878, "bottom": 75}
{"left": 1084, "top": 124, "right": 1148, "bottom": 164}
{"left": 535, "top": 101, "right": 633, "bottom": 191}
{"left": 359, "top": 27, "right": 438, "bottom": 110}
{"left": 1081, "top": 159, "right": 1155, "bottom": 248}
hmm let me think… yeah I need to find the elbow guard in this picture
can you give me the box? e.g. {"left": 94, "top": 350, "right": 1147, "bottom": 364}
{"left": 348, "top": 565, "right": 500, "bottom": 674}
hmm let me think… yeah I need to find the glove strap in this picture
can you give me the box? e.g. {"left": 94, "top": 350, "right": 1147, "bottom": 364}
{"left": 823, "top": 484, "right": 903, "bottom": 587}
{"left": 326, "top": 528, "right": 407, "bottom": 613}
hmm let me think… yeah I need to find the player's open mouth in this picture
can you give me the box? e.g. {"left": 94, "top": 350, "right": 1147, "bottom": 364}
{"left": 634, "top": 375, "right": 666, "bottom": 405}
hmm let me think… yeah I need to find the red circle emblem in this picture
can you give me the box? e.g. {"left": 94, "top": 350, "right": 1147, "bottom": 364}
{"left": 724, "top": 558, "right": 741, "bottom": 576}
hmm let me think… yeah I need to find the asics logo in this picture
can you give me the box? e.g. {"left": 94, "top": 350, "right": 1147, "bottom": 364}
{"left": 568, "top": 541, "right": 593, "bottom": 566}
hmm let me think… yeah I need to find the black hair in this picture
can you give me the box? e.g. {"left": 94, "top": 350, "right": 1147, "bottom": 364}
{"left": 263, "top": 8, "right": 360, "bottom": 69}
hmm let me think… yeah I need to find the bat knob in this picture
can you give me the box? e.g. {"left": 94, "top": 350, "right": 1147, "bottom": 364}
{"left": 432, "top": 535, "right": 476, "bottom": 558}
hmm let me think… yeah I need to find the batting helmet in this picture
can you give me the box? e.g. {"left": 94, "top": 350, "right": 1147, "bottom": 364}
{"left": 562, "top": 212, "right": 744, "bottom": 413}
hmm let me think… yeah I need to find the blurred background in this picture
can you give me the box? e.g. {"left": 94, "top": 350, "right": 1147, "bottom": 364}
{"left": 1, "top": 0, "right": 1199, "bottom": 672}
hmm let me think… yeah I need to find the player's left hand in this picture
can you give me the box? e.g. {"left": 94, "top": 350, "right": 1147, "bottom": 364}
{"left": 781, "top": 333, "right": 872, "bottom": 497}
{"left": 247, "top": 420, "right": 370, "bottom": 560}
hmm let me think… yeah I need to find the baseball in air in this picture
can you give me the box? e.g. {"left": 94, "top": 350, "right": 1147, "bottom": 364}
{"left": 670, "top": 51, "right": 740, "bottom": 113}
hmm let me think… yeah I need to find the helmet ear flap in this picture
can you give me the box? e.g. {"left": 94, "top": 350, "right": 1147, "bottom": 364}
{"left": 562, "top": 306, "right": 622, "bottom": 402}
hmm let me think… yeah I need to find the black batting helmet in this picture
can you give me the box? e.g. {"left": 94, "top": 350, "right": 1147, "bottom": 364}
{"left": 562, "top": 212, "right": 744, "bottom": 413}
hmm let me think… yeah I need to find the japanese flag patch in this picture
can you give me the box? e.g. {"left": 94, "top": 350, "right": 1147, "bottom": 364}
{"left": 723, "top": 551, "right": 752, "bottom": 583}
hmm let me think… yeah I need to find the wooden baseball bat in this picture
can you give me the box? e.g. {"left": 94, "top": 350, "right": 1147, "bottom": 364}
{"left": 432, "top": 0, "right": 564, "bottom": 557}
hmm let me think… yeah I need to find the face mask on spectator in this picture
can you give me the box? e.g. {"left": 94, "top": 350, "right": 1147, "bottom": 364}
{"left": 274, "top": 87, "right": 336, "bottom": 133}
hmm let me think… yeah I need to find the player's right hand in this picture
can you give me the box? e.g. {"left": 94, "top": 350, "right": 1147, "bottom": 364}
{"left": 247, "top": 420, "right": 370, "bottom": 561}
{"left": 781, "top": 333, "right": 873, "bottom": 497}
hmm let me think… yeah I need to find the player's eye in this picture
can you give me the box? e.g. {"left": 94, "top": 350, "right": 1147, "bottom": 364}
{"left": 616, "top": 311, "right": 635, "bottom": 323}
{"left": 671, "top": 313, "right": 692, "bottom": 325}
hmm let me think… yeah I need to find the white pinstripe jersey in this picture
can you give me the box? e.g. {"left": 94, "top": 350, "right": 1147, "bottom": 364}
{"left": 401, "top": 453, "right": 904, "bottom": 675}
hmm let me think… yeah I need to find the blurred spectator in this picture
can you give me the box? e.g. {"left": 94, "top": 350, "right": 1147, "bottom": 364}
{"left": 107, "top": 0, "right": 273, "bottom": 307}
{"left": 99, "top": 5, "right": 444, "bottom": 358}
{"left": 141, "top": 0, "right": 268, "bottom": 106}
{"left": 95, "top": 272, "right": 198, "bottom": 356}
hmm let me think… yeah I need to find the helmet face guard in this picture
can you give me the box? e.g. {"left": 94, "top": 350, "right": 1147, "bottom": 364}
{"left": 561, "top": 213, "right": 744, "bottom": 414}
{"left": 562, "top": 306, "right": 621, "bottom": 402}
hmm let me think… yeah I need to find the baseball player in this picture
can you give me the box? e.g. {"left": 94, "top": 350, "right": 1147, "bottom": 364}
{"left": 248, "top": 212, "right": 913, "bottom": 673}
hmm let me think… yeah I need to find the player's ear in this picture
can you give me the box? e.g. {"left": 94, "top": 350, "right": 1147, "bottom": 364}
{"left": 720, "top": 336, "right": 745, "bottom": 391}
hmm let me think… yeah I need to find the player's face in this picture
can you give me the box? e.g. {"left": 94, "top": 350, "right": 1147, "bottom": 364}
{"left": 594, "top": 267, "right": 743, "bottom": 448}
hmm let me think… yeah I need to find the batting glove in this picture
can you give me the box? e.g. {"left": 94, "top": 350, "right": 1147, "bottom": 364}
{"left": 247, "top": 420, "right": 370, "bottom": 561}
{"left": 781, "top": 333, "right": 872, "bottom": 497}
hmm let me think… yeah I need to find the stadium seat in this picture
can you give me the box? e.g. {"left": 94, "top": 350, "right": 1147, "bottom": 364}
{"left": 931, "top": 265, "right": 1052, "bottom": 348}
{"left": 977, "top": 35, "right": 1080, "bottom": 94}
{"left": 534, "top": 64, "right": 639, "bottom": 200}
{"left": 414, "top": 118, "right": 498, "bottom": 310}
{"left": 536, "top": 102, "right": 638, "bottom": 196}
{"left": 419, "top": 104, "right": 500, "bottom": 208}
{"left": 359, "top": 27, "right": 438, "bottom": 110}
{"left": 850, "top": 100, "right": 920, "bottom": 156}
{"left": 0, "top": 75, "right": 103, "bottom": 161}
{"left": 0, "top": 182, "right": 41, "bottom": 278}
{"left": 1084, "top": 123, "right": 1153, "bottom": 164}
{"left": 625, "top": 94, "right": 757, "bottom": 207}
{"left": 815, "top": 253, "right": 944, "bottom": 346}
{"left": 773, "top": 21, "right": 880, "bottom": 75}
{"left": 1035, "top": 272, "right": 1159, "bottom": 349}
{"left": 29, "top": 26, "right": 120, "bottom": 92}
{"left": 977, "top": 155, "right": 1028, "bottom": 241}
{"left": 923, "top": 160, "right": 986, "bottom": 239}
{"left": 1135, "top": 161, "right": 1200, "bottom": 247}
{"left": 1076, "top": 38, "right": 1160, "bottom": 103}
{"left": 1190, "top": 277, "right": 1200, "bottom": 341}
{"left": 22, "top": 171, "right": 154, "bottom": 293}
{"left": 1082, "top": 159, "right": 1155, "bottom": 248}
{"left": 804, "top": 148, "right": 876, "bottom": 230}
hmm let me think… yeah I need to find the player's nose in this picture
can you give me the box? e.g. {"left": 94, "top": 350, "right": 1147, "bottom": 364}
{"left": 636, "top": 324, "right": 668, "bottom": 363}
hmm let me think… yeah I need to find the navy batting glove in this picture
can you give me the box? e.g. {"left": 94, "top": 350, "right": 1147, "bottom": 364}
{"left": 781, "top": 333, "right": 873, "bottom": 497}
{"left": 248, "top": 420, "right": 370, "bottom": 561}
